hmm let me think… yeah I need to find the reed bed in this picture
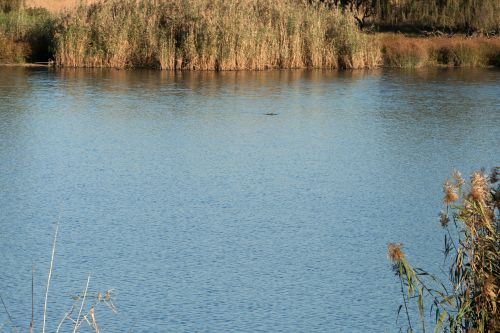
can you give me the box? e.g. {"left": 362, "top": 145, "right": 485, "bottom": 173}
{"left": 53, "top": 0, "right": 379, "bottom": 70}
{"left": 2, "top": 0, "right": 500, "bottom": 69}
{"left": 373, "top": 0, "right": 500, "bottom": 33}
{"left": 388, "top": 168, "right": 500, "bottom": 332}
{"left": 378, "top": 33, "right": 500, "bottom": 68}
{"left": 25, "top": 0, "right": 99, "bottom": 13}
{"left": 0, "top": 7, "right": 55, "bottom": 62}
{"left": 24, "top": 0, "right": 500, "bottom": 34}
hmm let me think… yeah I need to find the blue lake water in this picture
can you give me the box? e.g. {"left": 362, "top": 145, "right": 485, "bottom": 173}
{"left": 0, "top": 67, "right": 499, "bottom": 332}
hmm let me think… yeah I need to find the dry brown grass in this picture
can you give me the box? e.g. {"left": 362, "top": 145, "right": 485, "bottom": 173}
{"left": 0, "top": 33, "right": 30, "bottom": 62}
{"left": 378, "top": 33, "right": 500, "bottom": 67}
{"left": 25, "top": 0, "right": 97, "bottom": 12}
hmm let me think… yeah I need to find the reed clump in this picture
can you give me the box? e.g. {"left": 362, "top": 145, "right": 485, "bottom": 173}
{"left": 379, "top": 33, "right": 500, "bottom": 68}
{"left": 379, "top": 36, "right": 428, "bottom": 68}
{"left": 429, "top": 38, "right": 500, "bottom": 67}
{"left": 0, "top": 6, "right": 55, "bottom": 62}
{"left": 0, "top": 32, "right": 30, "bottom": 62}
{"left": 53, "top": 0, "right": 379, "bottom": 70}
{"left": 388, "top": 167, "right": 500, "bottom": 332}
{"left": 373, "top": 0, "right": 500, "bottom": 34}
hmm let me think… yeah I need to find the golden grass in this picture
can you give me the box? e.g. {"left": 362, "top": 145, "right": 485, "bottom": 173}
{"left": 378, "top": 33, "right": 500, "bottom": 67}
{"left": 0, "top": 33, "right": 29, "bottom": 62}
{"left": 53, "top": 0, "right": 379, "bottom": 70}
{"left": 373, "top": 0, "right": 500, "bottom": 33}
{"left": 0, "top": 8, "right": 55, "bottom": 63}
{"left": 24, "top": 0, "right": 500, "bottom": 33}
{"left": 2, "top": 1, "right": 500, "bottom": 69}
{"left": 25, "top": 0, "right": 98, "bottom": 12}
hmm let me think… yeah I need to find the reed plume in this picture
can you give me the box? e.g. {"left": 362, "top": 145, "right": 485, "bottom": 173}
{"left": 389, "top": 168, "right": 500, "bottom": 332}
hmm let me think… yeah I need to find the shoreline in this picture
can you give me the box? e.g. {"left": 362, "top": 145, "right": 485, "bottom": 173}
{"left": 2, "top": 33, "right": 499, "bottom": 71}
{"left": 2, "top": 63, "right": 499, "bottom": 70}
{"left": 0, "top": 62, "right": 51, "bottom": 67}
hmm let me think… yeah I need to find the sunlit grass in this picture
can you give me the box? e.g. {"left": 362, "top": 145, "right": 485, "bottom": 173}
{"left": 378, "top": 33, "right": 500, "bottom": 68}
{"left": 388, "top": 167, "right": 500, "bottom": 332}
{"left": 0, "top": 7, "right": 55, "bottom": 62}
{"left": 53, "top": 0, "right": 377, "bottom": 70}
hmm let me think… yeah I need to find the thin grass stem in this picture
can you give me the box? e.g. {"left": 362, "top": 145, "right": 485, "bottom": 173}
{"left": 73, "top": 273, "right": 91, "bottom": 333}
{"left": 55, "top": 305, "right": 75, "bottom": 333}
{"left": 42, "top": 222, "right": 59, "bottom": 333}
{"left": 0, "top": 293, "right": 17, "bottom": 331}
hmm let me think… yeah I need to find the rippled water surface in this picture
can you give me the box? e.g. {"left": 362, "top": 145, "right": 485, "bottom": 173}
{"left": 0, "top": 68, "right": 499, "bottom": 332}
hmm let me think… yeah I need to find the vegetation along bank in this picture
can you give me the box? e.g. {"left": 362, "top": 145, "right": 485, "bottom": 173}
{"left": 1, "top": 0, "right": 499, "bottom": 69}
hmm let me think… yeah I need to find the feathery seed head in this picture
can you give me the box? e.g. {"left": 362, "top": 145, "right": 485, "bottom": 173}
{"left": 470, "top": 171, "right": 488, "bottom": 203}
{"left": 443, "top": 179, "right": 459, "bottom": 204}
{"left": 387, "top": 243, "right": 405, "bottom": 263}
{"left": 452, "top": 169, "right": 465, "bottom": 188}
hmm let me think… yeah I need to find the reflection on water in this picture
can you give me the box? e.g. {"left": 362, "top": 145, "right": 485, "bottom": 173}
{"left": 0, "top": 67, "right": 499, "bottom": 332}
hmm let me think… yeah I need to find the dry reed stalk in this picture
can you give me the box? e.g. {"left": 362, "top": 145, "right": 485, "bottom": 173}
{"left": 25, "top": 0, "right": 98, "bottom": 12}
{"left": 53, "top": 0, "right": 377, "bottom": 70}
{"left": 0, "top": 294, "right": 18, "bottom": 332}
{"left": 0, "top": 217, "right": 116, "bottom": 332}
{"left": 72, "top": 274, "right": 91, "bottom": 333}
{"left": 55, "top": 305, "right": 75, "bottom": 333}
{"left": 41, "top": 222, "right": 59, "bottom": 333}
{"left": 389, "top": 168, "right": 500, "bottom": 332}
{"left": 30, "top": 264, "right": 34, "bottom": 333}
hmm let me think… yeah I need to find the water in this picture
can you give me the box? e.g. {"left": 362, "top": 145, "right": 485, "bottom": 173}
{"left": 0, "top": 67, "right": 499, "bottom": 332}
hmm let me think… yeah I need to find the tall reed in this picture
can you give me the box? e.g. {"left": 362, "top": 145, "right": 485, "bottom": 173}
{"left": 0, "top": 7, "right": 55, "bottom": 62}
{"left": 53, "top": 0, "right": 379, "bottom": 69}
{"left": 388, "top": 168, "right": 500, "bottom": 332}
{"left": 373, "top": 0, "right": 500, "bottom": 33}
{"left": 378, "top": 34, "right": 500, "bottom": 68}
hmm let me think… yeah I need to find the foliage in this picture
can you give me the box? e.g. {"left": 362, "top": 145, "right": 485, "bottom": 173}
{"left": 388, "top": 168, "right": 500, "bottom": 332}
{"left": 310, "top": 0, "right": 500, "bottom": 33}
{"left": 309, "top": 0, "right": 377, "bottom": 29}
{"left": 374, "top": 0, "right": 500, "bottom": 33}
{"left": 0, "top": 0, "right": 22, "bottom": 13}
{"left": 0, "top": 7, "right": 55, "bottom": 62}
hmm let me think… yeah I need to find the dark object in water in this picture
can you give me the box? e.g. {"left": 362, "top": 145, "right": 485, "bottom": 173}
{"left": 265, "top": 113, "right": 278, "bottom": 116}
